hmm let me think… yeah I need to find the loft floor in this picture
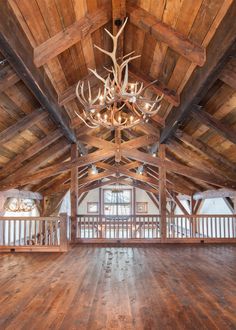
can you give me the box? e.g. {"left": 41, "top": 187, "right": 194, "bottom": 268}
{"left": 0, "top": 245, "right": 236, "bottom": 330}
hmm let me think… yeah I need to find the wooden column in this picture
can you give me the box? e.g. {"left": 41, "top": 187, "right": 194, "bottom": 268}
{"left": 133, "top": 187, "right": 136, "bottom": 238}
{"left": 59, "top": 213, "right": 68, "bottom": 252}
{"left": 99, "top": 187, "right": 102, "bottom": 238}
{"left": 159, "top": 144, "right": 167, "bottom": 240}
{"left": 190, "top": 195, "right": 196, "bottom": 237}
{"left": 70, "top": 143, "right": 78, "bottom": 241}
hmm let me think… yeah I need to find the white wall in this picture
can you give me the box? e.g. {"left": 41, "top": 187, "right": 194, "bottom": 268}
{"left": 59, "top": 190, "right": 71, "bottom": 215}
{"left": 175, "top": 198, "right": 232, "bottom": 215}
{"left": 77, "top": 185, "right": 159, "bottom": 215}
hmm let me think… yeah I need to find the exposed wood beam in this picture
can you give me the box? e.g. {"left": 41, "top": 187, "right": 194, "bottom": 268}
{"left": 159, "top": 145, "right": 167, "bottom": 239}
{"left": 71, "top": 144, "right": 78, "bottom": 241}
{"left": 146, "top": 166, "right": 193, "bottom": 195}
{"left": 78, "top": 134, "right": 158, "bottom": 150}
{"left": 121, "top": 148, "right": 236, "bottom": 189}
{"left": 160, "top": 1, "right": 236, "bottom": 142}
{"left": 193, "top": 188, "right": 236, "bottom": 200}
{"left": 0, "top": 63, "right": 20, "bottom": 92}
{"left": 79, "top": 170, "right": 114, "bottom": 186}
{"left": 147, "top": 192, "right": 159, "bottom": 210}
{"left": 0, "top": 138, "right": 69, "bottom": 188}
{"left": 34, "top": 6, "right": 111, "bottom": 67}
{"left": 171, "top": 194, "right": 190, "bottom": 215}
{"left": 0, "top": 149, "right": 116, "bottom": 190}
{"left": 220, "top": 58, "right": 236, "bottom": 90}
{"left": 127, "top": 3, "right": 205, "bottom": 66}
{"left": 78, "top": 192, "right": 88, "bottom": 207}
{"left": 223, "top": 197, "right": 234, "bottom": 213}
{"left": 176, "top": 129, "right": 236, "bottom": 174}
{"left": 0, "top": 3, "right": 79, "bottom": 145}
{"left": 0, "top": 189, "right": 42, "bottom": 200}
{"left": 129, "top": 67, "right": 180, "bottom": 107}
{"left": 0, "top": 108, "right": 48, "bottom": 145}
{"left": 167, "top": 139, "right": 231, "bottom": 181}
{"left": 0, "top": 129, "right": 63, "bottom": 179}
{"left": 193, "top": 199, "right": 203, "bottom": 214}
{"left": 191, "top": 106, "right": 236, "bottom": 145}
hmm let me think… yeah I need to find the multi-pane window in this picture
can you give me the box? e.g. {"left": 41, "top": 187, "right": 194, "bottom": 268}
{"left": 103, "top": 189, "right": 132, "bottom": 215}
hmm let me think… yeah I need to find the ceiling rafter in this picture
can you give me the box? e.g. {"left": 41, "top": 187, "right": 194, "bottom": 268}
{"left": 0, "top": 2, "right": 85, "bottom": 152}
{"left": 0, "top": 63, "right": 20, "bottom": 92}
{"left": 160, "top": 1, "right": 236, "bottom": 143}
{"left": 191, "top": 105, "right": 236, "bottom": 145}
{"left": 0, "top": 108, "right": 48, "bottom": 145}
{"left": 34, "top": 6, "right": 112, "bottom": 67}
{"left": 127, "top": 3, "right": 206, "bottom": 66}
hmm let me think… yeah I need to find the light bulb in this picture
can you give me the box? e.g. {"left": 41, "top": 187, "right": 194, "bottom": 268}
{"left": 118, "top": 116, "right": 121, "bottom": 123}
{"left": 130, "top": 83, "right": 135, "bottom": 92}
{"left": 145, "top": 103, "right": 149, "bottom": 109}
{"left": 130, "top": 115, "right": 134, "bottom": 122}
{"left": 97, "top": 113, "right": 101, "bottom": 118}
{"left": 104, "top": 114, "right": 108, "bottom": 121}
{"left": 99, "top": 95, "right": 104, "bottom": 104}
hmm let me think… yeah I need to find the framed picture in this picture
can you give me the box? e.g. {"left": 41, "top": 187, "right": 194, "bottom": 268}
{"left": 136, "top": 202, "right": 148, "bottom": 213}
{"left": 87, "top": 202, "right": 99, "bottom": 213}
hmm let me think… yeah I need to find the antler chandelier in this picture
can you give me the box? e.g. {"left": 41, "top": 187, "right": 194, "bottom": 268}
{"left": 75, "top": 18, "right": 163, "bottom": 130}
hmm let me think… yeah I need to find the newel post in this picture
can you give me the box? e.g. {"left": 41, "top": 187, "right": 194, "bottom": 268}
{"left": 59, "top": 213, "right": 68, "bottom": 252}
{"left": 159, "top": 144, "right": 167, "bottom": 240}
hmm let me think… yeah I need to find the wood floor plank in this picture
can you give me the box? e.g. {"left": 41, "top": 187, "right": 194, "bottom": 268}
{"left": 0, "top": 245, "right": 235, "bottom": 330}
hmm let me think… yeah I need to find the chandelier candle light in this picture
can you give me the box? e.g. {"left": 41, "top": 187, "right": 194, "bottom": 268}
{"left": 75, "top": 18, "right": 163, "bottom": 130}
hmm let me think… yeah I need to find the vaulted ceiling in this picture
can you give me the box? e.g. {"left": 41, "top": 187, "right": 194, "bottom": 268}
{"left": 0, "top": 0, "right": 236, "bottom": 202}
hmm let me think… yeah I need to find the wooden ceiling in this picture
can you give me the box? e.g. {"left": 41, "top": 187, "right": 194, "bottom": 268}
{"left": 0, "top": 0, "right": 236, "bottom": 202}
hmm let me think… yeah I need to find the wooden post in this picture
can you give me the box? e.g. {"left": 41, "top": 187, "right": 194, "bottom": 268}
{"left": 99, "top": 187, "right": 102, "bottom": 238}
{"left": 190, "top": 195, "right": 196, "bottom": 237}
{"left": 70, "top": 143, "right": 78, "bottom": 241}
{"left": 133, "top": 187, "right": 136, "bottom": 238}
{"left": 59, "top": 213, "right": 68, "bottom": 252}
{"left": 159, "top": 144, "right": 167, "bottom": 240}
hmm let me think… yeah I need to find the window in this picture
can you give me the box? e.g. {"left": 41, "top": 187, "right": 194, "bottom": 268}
{"left": 103, "top": 189, "right": 132, "bottom": 216}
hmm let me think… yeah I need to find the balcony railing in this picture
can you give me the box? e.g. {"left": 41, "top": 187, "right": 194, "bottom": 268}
{"left": 0, "top": 213, "right": 68, "bottom": 252}
{"left": 76, "top": 214, "right": 236, "bottom": 243}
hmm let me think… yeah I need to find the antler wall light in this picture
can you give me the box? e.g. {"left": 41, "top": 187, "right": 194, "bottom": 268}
{"left": 75, "top": 18, "right": 163, "bottom": 130}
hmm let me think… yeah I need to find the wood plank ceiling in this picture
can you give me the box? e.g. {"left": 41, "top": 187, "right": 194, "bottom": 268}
{"left": 0, "top": 0, "right": 235, "bottom": 203}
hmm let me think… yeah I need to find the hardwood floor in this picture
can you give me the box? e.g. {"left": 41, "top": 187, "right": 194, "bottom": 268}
{"left": 0, "top": 245, "right": 235, "bottom": 330}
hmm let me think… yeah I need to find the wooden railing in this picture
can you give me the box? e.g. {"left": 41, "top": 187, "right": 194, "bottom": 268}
{"left": 0, "top": 213, "right": 68, "bottom": 252}
{"left": 166, "top": 214, "right": 236, "bottom": 241}
{"left": 75, "top": 214, "right": 236, "bottom": 243}
{"left": 76, "top": 215, "right": 161, "bottom": 241}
